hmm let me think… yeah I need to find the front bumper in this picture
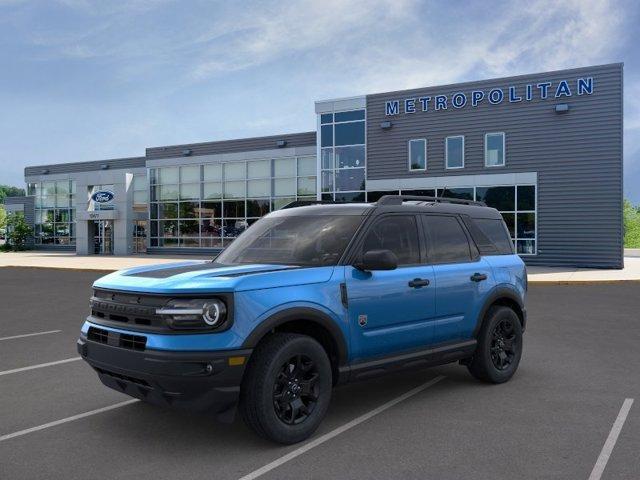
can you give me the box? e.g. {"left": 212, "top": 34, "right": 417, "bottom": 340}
{"left": 77, "top": 335, "right": 252, "bottom": 418}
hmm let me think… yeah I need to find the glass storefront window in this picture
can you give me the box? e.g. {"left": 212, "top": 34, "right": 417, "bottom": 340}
{"left": 297, "top": 177, "right": 316, "bottom": 195}
{"left": 297, "top": 156, "right": 316, "bottom": 176}
{"left": 335, "top": 146, "right": 365, "bottom": 169}
{"left": 334, "top": 122, "right": 365, "bottom": 146}
{"left": 224, "top": 181, "right": 246, "bottom": 198}
{"left": 204, "top": 164, "right": 222, "bottom": 181}
{"left": 150, "top": 156, "right": 317, "bottom": 249}
{"left": 179, "top": 183, "right": 200, "bottom": 200}
{"left": 274, "top": 158, "right": 296, "bottom": 177}
{"left": 180, "top": 165, "right": 200, "bottom": 183}
{"left": 32, "top": 179, "right": 76, "bottom": 246}
{"left": 248, "top": 160, "right": 271, "bottom": 178}
{"left": 158, "top": 167, "right": 179, "bottom": 184}
{"left": 274, "top": 178, "right": 296, "bottom": 196}
{"left": 248, "top": 179, "right": 270, "bottom": 197}
{"left": 203, "top": 182, "right": 222, "bottom": 199}
{"left": 224, "top": 162, "right": 245, "bottom": 180}
{"left": 159, "top": 184, "right": 179, "bottom": 201}
{"left": 335, "top": 169, "right": 365, "bottom": 192}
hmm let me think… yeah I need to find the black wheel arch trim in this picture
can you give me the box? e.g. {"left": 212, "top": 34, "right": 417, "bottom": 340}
{"left": 473, "top": 286, "right": 526, "bottom": 337}
{"left": 241, "top": 307, "right": 349, "bottom": 367}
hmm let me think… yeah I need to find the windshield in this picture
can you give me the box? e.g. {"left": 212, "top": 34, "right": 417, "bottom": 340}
{"left": 215, "top": 215, "right": 363, "bottom": 266}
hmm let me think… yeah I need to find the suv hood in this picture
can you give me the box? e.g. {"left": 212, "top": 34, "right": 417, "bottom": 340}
{"left": 92, "top": 261, "right": 334, "bottom": 294}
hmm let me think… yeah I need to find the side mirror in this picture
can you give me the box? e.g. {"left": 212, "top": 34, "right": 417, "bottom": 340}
{"left": 355, "top": 249, "right": 398, "bottom": 271}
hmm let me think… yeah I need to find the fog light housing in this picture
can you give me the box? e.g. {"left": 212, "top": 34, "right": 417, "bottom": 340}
{"left": 157, "top": 298, "right": 227, "bottom": 330}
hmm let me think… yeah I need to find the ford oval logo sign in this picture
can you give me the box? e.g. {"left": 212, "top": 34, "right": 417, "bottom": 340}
{"left": 91, "top": 191, "right": 115, "bottom": 203}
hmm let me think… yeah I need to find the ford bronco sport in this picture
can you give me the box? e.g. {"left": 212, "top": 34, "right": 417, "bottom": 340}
{"left": 78, "top": 195, "right": 527, "bottom": 444}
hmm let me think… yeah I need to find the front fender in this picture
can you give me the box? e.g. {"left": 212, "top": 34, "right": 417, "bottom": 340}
{"left": 240, "top": 303, "right": 349, "bottom": 366}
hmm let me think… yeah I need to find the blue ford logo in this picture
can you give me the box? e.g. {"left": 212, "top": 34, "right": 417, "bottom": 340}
{"left": 91, "top": 191, "right": 115, "bottom": 203}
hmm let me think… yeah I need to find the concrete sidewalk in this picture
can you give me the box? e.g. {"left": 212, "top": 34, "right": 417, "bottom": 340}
{"left": 1, "top": 251, "right": 639, "bottom": 283}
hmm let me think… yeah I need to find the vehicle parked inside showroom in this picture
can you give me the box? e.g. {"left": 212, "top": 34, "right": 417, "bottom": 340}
{"left": 77, "top": 195, "right": 527, "bottom": 444}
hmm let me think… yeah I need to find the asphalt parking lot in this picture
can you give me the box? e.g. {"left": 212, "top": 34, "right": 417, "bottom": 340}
{"left": 1, "top": 267, "right": 638, "bottom": 480}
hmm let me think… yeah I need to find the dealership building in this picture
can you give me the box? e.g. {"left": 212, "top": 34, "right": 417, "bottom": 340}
{"left": 11, "top": 63, "right": 623, "bottom": 268}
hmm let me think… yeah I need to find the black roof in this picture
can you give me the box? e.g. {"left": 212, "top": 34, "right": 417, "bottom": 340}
{"left": 271, "top": 196, "right": 503, "bottom": 220}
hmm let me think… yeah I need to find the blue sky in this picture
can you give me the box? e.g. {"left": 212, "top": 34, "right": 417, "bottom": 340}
{"left": 1, "top": 0, "right": 639, "bottom": 202}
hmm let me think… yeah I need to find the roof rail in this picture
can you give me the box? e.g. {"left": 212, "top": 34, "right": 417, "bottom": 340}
{"left": 281, "top": 200, "right": 347, "bottom": 209}
{"left": 376, "top": 195, "right": 486, "bottom": 207}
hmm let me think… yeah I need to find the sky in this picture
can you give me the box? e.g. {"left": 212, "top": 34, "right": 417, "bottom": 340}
{"left": 1, "top": 0, "right": 639, "bottom": 202}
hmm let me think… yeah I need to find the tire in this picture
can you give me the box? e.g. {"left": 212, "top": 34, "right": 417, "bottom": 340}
{"left": 239, "top": 333, "right": 332, "bottom": 444}
{"left": 467, "top": 306, "right": 523, "bottom": 384}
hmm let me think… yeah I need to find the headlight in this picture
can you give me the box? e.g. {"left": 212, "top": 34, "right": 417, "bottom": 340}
{"left": 156, "top": 298, "right": 227, "bottom": 330}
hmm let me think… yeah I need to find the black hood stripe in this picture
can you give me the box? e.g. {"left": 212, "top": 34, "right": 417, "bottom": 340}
{"left": 127, "top": 262, "right": 299, "bottom": 279}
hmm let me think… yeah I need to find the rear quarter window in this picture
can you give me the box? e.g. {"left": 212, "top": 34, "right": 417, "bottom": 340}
{"left": 467, "top": 217, "right": 514, "bottom": 255}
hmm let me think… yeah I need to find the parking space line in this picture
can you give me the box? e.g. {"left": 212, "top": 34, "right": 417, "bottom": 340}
{"left": 588, "top": 398, "right": 634, "bottom": 480}
{"left": 0, "top": 357, "right": 81, "bottom": 376}
{"left": 237, "top": 375, "right": 446, "bottom": 480}
{"left": 0, "top": 399, "right": 140, "bottom": 442}
{"left": 0, "top": 330, "right": 62, "bottom": 341}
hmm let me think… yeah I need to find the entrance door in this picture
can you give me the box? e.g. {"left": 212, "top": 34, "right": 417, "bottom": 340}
{"left": 93, "top": 220, "right": 114, "bottom": 255}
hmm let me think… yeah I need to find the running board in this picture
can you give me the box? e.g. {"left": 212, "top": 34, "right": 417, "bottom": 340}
{"left": 338, "top": 340, "right": 477, "bottom": 384}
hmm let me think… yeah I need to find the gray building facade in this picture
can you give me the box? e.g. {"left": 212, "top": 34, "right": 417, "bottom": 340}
{"left": 17, "top": 63, "right": 624, "bottom": 268}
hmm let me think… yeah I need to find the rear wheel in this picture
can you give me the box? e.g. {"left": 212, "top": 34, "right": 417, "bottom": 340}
{"left": 467, "top": 306, "right": 522, "bottom": 383}
{"left": 239, "top": 333, "right": 332, "bottom": 444}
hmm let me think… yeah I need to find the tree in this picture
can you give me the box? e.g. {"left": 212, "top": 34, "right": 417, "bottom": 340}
{"left": 623, "top": 199, "right": 640, "bottom": 248}
{"left": 6, "top": 212, "right": 32, "bottom": 250}
{"left": 0, "top": 205, "right": 6, "bottom": 231}
{"left": 0, "top": 185, "right": 26, "bottom": 203}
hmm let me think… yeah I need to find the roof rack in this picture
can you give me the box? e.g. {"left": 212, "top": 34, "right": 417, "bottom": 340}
{"left": 281, "top": 200, "right": 347, "bottom": 209}
{"left": 376, "top": 195, "right": 486, "bottom": 207}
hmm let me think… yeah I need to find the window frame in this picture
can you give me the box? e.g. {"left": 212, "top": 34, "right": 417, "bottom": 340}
{"left": 346, "top": 213, "right": 424, "bottom": 267}
{"left": 484, "top": 132, "right": 506, "bottom": 167}
{"left": 421, "top": 213, "right": 479, "bottom": 265}
{"left": 445, "top": 135, "right": 465, "bottom": 170}
{"left": 408, "top": 138, "right": 427, "bottom": 172}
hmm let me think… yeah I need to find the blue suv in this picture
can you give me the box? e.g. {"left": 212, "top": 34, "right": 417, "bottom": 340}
{"left": 78, "top": 195, "right": 527, "bottom": 444}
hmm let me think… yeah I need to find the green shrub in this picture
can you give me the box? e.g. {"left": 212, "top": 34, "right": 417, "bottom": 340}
{"left": 624, "top": 199, "right": 640, "bottom": 248}
{"left": 6, "top": 212, "right": 33, "bottom": 251}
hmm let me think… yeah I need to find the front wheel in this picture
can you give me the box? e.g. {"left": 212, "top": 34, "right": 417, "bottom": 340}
{"left": 467, "top": 306, "right": 523, "bottom": 383}
{"left": 239, "top": 333, "right": 332, "bottom": 444}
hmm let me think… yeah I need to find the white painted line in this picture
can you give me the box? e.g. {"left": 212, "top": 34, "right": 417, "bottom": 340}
{"left": 0, "top": 357, "right": 82, "bottom": 376}
{"left": 237, "top": 375, "right": 446, "bottom": 480}
{"left": 0, "top": 330, "right": 62, "bottom": 341}
{"left": 0, "top": 399, "right": 139, "bottom": 442}
{"left": 588, "top": 398, "right": 634, "bottom": 480}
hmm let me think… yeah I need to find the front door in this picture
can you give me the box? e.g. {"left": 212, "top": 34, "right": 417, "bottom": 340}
{"left": 345, "top": 214, "right": 436, "bottom": 362}
{"left": 93, "top": 220, "right": 114, "bottom": 255}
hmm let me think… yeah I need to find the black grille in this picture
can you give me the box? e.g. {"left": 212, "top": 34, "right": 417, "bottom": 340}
{"left": 95, "top": 367, "right": 150, "bottom": 387}
{"left": 90, "top": 290, "right": 169, "bottom": 332}
{"left": 119, "top": 333, "right": 146, "bottom": 351}
{"left": 87, "top": 326, "right": 147, "bottom": 351}
{"left": 87, "top": 326, "right": 109, "bottom": 344}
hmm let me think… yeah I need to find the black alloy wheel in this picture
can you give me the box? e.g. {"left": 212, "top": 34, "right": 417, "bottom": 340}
{"left": 466, "top": 305, "right": 523, "bottom": 384}
{"left": 273, "top": 354, "right": 319, "bottom": 425}
{"left": 490, "top": 318, "right": 517, "bottom": 370}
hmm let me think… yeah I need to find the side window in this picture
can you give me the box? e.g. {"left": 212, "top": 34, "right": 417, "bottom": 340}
{"left": 473, "top": 218, "right": 514, "bottom": 254}
{"left": 361, "top": 216, "right": 420, "bottom": 265}
{"left": 423, "top": 215, "right": 472, "bottom": 264}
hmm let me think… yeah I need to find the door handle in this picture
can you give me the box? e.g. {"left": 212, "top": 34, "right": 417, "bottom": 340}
{"left": 408, "top": 278, "right": 430, "bottom": 288}
{"left": 470, "top": 273, "right": 488, "bottom": 282}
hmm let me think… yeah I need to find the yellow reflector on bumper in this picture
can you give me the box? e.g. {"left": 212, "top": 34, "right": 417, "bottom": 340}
{"left": 228, "top": 356, "right": 246, "bottom": 366}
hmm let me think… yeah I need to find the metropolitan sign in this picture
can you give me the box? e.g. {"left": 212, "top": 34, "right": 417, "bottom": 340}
{"left": 384, "top": 76, "right": 594, "bottom": 116}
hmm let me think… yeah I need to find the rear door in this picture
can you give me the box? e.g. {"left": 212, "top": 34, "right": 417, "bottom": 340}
{"left": 421, "top": 214, "right": 494, "bottom": 344}
{"left": 345, "top": 214, "right": 436, "bottom": 362}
